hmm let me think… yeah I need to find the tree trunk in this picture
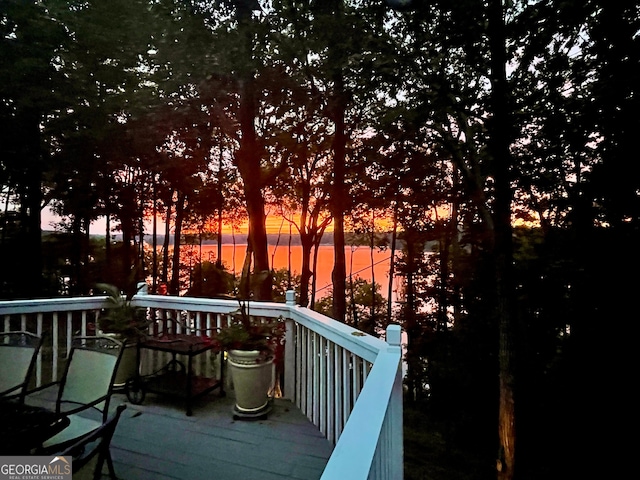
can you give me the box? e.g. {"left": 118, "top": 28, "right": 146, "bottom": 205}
{"left": 71, "top": 215, "right": 82, "bottom": 295}
{"left": 243, "top": 176, "right": 271, "bottom": 300}
{"left": 170, "top": 191, "right": 186, "bottom": 295}
{"left": 239, "top": 236, "right": 253, "bottom": 299}
{"left": 216, "top": 199, "right": 223, "bottom": 269}
{"left": 310, "top": 239, "right": 321, "bottom": 308}
{"left": 82, "top": 217, "right": 90, "bottom": 294}
{"left": 299, "top": 233, "right": 314, "bottom": 307}
{"left": 234, "top": 5, "right": 272, "bottom": 301}
{"left": 105, "top": 214, "right": 112, "bottom": 283}
{"left": 330, "top": 76, "right": 347, "bottom": 322}
{"left": 403, "top": 233, "right": 420, "bottom": 403}
{"left": 152, "top": 176, "right": 158, "bottom": 293}
{"left": 121, "top": 218, "right": 132, "bottom": 288}
{"left": 487, "top": 1, "right": 517, "bottom": 478}
{"left": 387, "top": 201, "right": 399, "bottom": 325}
{"left": 368, "top": 212, "right": 376, "bottom": 334}
{"left": 20, "top": 114, "right": 43, "bottom": 297}
{"left": 162, "top": 191, "right": 173, "bottom": 284}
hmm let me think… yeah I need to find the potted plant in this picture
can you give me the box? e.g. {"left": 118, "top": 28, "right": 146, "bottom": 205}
{"left": 96, "top": 283, "right": 151, "bottom": 387}
{"left": 216, "top": 301, "right": 285, "bottom": 420}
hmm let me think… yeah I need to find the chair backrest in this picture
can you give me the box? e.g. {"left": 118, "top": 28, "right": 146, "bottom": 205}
{"left": 57, "top": 336, "right": 125, "bottom": 420}
{"left": 60, "top": 403, "right": 127, "bottom": 480}
{"left": 0, "top": 331, "right": 43, "bottom": 402}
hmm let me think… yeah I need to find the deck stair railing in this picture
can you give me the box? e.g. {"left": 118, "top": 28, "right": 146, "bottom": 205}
{"left": 0, "top": 291, "right": 403, "bottom": 480}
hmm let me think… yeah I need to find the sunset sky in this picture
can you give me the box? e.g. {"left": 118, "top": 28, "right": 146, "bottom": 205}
{"left": 40, "top": 207, "right": 320, "bottom": 236}
{"left": 40, "top": 204, "right": 455, "bottom": 236}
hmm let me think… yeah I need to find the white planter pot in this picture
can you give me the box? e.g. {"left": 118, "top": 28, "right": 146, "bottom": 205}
{"left": 101, "top": 333, "right": 138, "bottom": 388}
{"left": 113, "top": 342, "right": 138, "bottom": 387}
{"left": 227, "top": 349, "right": 274, "bottom": 419}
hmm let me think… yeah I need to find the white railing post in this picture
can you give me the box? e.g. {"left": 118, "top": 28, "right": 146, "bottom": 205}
{"left": 385, "top": 324, "right": 404, "bottom": 480}
{"left": 136, "top": 281, "right": 148, "bottom": 295}
{"left": 285, "top": 289, "right": 296, "bottom": 306}
{"left": 284, "top": 290, "right": 297, "bottom": 401}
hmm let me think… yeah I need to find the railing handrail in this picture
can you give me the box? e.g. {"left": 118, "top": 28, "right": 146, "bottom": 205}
{"left": 0, "top": 296, "right": 108, "bottom": 314}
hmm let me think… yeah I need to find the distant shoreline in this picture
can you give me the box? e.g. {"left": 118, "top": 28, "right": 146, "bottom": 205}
{"left": 44, "top": 231, "right": 402, "bottom": 247}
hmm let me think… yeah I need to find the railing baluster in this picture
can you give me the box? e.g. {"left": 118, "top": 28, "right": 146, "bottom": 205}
{"left": 298, "top": 323, "right": 304, "bottom": 410}
{"left": 305, "top": 327, "right": 312, "bottom": 420}
{"left": 282, "top": 319, "right": 293, "bottom": 401}
{"left": 81, "top": 310, "right": 87, "bottom": 336}
{"left": 36, "top": 313, "right": 43, "bottom": 386}
{"left": 334, "top": 344, "right": 343, "bottom": 442}
{"left": 66, "top": 311, "right": 73, "bottom": 343}
{"left": 327, "top": 341, "right": 335, "bottom": 444}
{"left": 319, "top": 335, "right": 327, "bottom": 436}
{"left": 312, "top": 331, "right": 318, "bottom": 425}
{"left": 341, "top": 348, "right": 350, "bottom": 436}
{"left": 52, "top": 312, "right": 59, "bottom": 380}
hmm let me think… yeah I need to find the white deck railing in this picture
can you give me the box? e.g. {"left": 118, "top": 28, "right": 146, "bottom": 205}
{"left": 0, "top": 291, "right": 403, "bottom": 480}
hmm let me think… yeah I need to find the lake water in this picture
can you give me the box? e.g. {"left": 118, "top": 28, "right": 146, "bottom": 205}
{"left": 182, "top": 244, "right": 397, "bottom": 300}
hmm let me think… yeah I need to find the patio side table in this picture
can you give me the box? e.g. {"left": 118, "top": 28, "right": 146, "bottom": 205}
{"left": 126, "top": 334, "right": 224, "bottom": 416}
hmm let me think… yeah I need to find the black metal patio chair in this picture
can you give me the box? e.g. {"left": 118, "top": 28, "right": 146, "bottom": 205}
{"left": 26, "top": 335, "right": 125, "bottom": 452}
{"left": 0, "top": 331, "right": 44, "bottom": 403}
{"left": 59, "top": 403, "right": 127, "bottom": 480}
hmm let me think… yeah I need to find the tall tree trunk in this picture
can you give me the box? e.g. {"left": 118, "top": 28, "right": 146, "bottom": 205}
{"left": 403, "top": 233, "right": 420, "bottom": 403}
{"left": 387, "top": 204, "right": 398, "bottom": 324}
{"left": 214, "top": 155, "right": 223, "bottom": 269}
{"left": 310, "top": 240, "right": 321, "bottom": 308}
{"left": 487, "top": 1, "right": 517, "bottom": 478}
{"left": 105, "top": 214, "right": 112, "bottom": 283}
{"left": 71, "top": 215, "right": 82, "bottom": 295}
{"left": 330, "top": 74, "right": 347, "bottom": 322}
{"left": 238, "top": 151, "right": 272, "bottom": 300}
{"left": 82, "top": 217, "right": 90, "bottom": 294}
{"left": 348, "top": 247, "right": 357, "bottom": 328}
{"left": 20, "top": 113, "right": 43, "bottom": 297}
{"left": 170, "top": 191, "right": 186, "bottom": 295}
{"left": 239, "top": 237, "right": 253, "bottom": 299}
{"left": 369, "top": 211, "right": 376, "bottom": 334}
{"left": 121, "top": 220, "right": 132, "bottom": 288}
{"left": 152, "top": 176, "right": 158, "bottom": 293}
{"left": 137, "top": 216, "right": 145, "bottom": 283}
{"left": 216, "top": 200, "right": 223, "bottom": 269}
{"left": 162, "top": 191, "right": 173, "bottom": 284}
{"left": 299, "top": 232, "right": 314, "bottom": 307}
{"left": 437, "top": 233, "right": 450, "bottom": 334}
{"left": 234, "top": 3, "right": 272, "bottom": 301}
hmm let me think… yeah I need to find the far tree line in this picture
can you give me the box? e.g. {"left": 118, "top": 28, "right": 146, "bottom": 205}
{"left": 1, "top": 2, "right": 637, "bottom": 479}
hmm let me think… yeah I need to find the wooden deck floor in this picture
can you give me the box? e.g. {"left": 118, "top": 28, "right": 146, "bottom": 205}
{"left": 109, "top": 391, "right": 333, "bottom": 480}
{"left": 26, "top": 389, "right": 333, "bottom": 480}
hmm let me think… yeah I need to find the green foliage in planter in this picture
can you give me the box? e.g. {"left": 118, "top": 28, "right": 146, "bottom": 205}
{"left": 216, "top": 302, "right": 285, "bottom": 356}
{"left": 96, "top": 283, "right": 150, "bottom": 341}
